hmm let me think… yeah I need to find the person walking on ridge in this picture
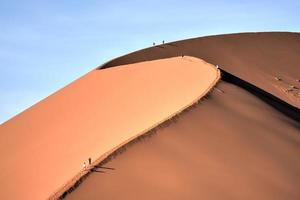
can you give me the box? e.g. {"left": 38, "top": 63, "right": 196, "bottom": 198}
{"left": 83, "top": 162, "right": 87, "bottom": 170}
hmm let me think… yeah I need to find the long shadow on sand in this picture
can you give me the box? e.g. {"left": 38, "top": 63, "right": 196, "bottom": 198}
{"left": 220, "top": 69, "right": 300, "bottom": 123}
{"left": 95, "top": 166, "right": 115, "bottom": 170}
{"left": 90, "top": 169, "right": 105, "bottom": 173}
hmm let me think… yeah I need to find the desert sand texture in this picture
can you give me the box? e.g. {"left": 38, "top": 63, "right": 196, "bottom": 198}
{"left": 102, "top": 32, "right": 300, "bottom": 108}
{"left": 67, "top": 81, "right": 300, "bottom": 200}
{"left": 0, "top": 56, "right": 219, "bottom": 199}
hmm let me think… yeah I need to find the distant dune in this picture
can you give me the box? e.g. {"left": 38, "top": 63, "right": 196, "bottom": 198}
{"left": 102, "top": 32, "right": 300, "bottom": 108}
{"left": 0, "top": 57, "right": 219, "bottom": 199}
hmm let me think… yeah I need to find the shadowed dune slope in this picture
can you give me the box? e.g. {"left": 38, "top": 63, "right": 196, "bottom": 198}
{"left": 67, "top": 81, "right": 300, "bottom": 200}
{"left": 220, "top": 69, "right": 299, "bottom": 122}
{"left": 101, "top": 32, "right": 300, "bottom": 108}
{"left": 0, "top": 57, "right": 219, "bottom": 200}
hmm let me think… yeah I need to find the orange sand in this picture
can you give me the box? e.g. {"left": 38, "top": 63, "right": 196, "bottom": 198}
{"left": 0, "top": 56, "right": 219, "bottom": 199}
{"left": 66, "top": 81, "right": 300, "bottom": 200}
{"left": 102, "top": 32, "right": 300, "bottom": 108}
{"left": 64, "top": 32, "right": 300, "bottom": 200}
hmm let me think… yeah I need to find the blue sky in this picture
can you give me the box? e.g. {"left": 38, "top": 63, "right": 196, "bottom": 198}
{"left": 1, "top": 0, "right": 299, "bottom": 124}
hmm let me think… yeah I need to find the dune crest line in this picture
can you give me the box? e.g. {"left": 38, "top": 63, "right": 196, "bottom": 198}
{"left": 99, "top": 32, "right": 300, "bottom": 108}
{"left": 0, "top": 56, "right": 219, "bottom": 200}
{"left": 49, "top": 57, "right": 220, "bottom": 199}
{"left": 56, "top": 32, "right": 300, "bottom": 199}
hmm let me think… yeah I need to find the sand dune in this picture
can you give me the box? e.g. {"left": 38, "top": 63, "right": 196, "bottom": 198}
{"left": 66, "top": 81, "right": 300, "bottom": 200}
{"left": 101, "top": 32, "right": 300, "bottom": 108}
{"left": 64, "top": 32, "right": 300, "bottom": 199}
{"left": 0, "top": 57, "right": 219, "bottom": 199}
{"left": 1, "top": 32, "right": 299, "bottom": 199}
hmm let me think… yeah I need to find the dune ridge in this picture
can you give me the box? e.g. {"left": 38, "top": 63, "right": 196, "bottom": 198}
{"left": 62, "top": 67, "right": 298, "bottom": 199}
{"left": 0, "top": 56, "right": 219, "bottom": 200}
{"left": 67, "top": 80, "right": 300, "bottom": 200}
{"left": 54, "top": 71, "right": 220, "bottom": 200}
{"left": 66, "top": 32, "right": 300, "bottom": 200}
{"left": 50, "top": 58, "right": 220, "bottom": 199}
{"left": 99, "top": 32, "right": 300, "bottom": 108}
{"left": 1, "top": 32, "right": 299, "bottom": 199}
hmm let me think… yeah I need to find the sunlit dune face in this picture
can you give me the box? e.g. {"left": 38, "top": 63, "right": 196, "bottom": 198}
{"left": 66, "top": 81, "right": 300, "bottom": 200}
{"left": 0, "top": 56, "right": 219, "bottom": 199}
